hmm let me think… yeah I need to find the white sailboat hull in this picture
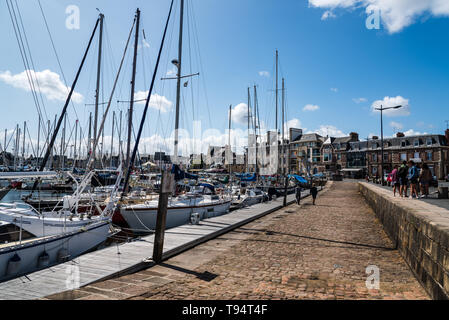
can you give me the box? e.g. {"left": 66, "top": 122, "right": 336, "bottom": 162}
{"left": 0, "top": 205, "right": 109, "bottom": 238}
{"left": 120, "top": 200, "right": 231, "bottom": 234}
{"left": 0, "top": 220, "right": 110, "bottom": 283}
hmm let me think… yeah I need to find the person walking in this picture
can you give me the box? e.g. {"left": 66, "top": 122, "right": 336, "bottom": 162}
{"left": 408, "top": 160, "right": 419, "bottom": 199}
{"left": 398, "top": 161, "right": 408, "bottom": 197}
{"left": 310, "top": 183, "right": 318, "bottom": 205}
{"left": 391, "top": 165, "right": 400, "bottom": 196}
{"left": 419, "top": 163, "right": 432, "bottom": 198}
{"left": 295, "top": 185, "right": 302, "bottom": 205}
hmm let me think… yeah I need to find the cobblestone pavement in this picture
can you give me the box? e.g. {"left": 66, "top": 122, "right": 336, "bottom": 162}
{"left": 48, "top": 181, "right": 429, "bottom": 300}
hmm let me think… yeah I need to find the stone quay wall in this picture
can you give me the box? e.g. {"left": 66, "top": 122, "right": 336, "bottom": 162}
{"left": 359, "top": 182, "right": 449, "bottom": 299}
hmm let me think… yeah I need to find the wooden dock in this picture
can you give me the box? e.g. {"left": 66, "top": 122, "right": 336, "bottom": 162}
{"left": 0, "top": 192, "right": 307, "bottom": 300}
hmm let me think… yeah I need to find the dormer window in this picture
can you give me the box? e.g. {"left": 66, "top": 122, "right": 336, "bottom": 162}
{"left": 426, "top": 138, "right": 432, "bottom": 146}
{"left": 401, "top": 140, "right": 406, "bottom": 147}
{"left": 414, "top": 140, "right": 419, "bottom": 147}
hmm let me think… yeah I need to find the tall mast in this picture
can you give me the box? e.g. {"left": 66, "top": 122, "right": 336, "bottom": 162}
{"left": 276, "top": 50, "right": 279, "bottom": 134}
{"left": 88, "top": 112, "right": 92, "bottom": 159}
{"left": 173, "top": 0, "right": 185, "bottom": 165}
{"left": 37, "top": 114, "right": 40, "bottom": 167}
{"left": 93, "top": 13, "right": 104, "bottom": 168}
{"left": 74, "top": 119, "right": 78, "bottom": 168}
{"left": 228, "top": 104, "right": 232, "bottom": 183}
{"left": 61, "top": 113, "right": 66, "bottom": 169}
{"left": 126, "top": 8, "right": 140, "bottom": 173}
{"left": 110, "top": 111, "right": 115, "bottom": 168}
{"left": 3, "top": 130, "right": 6, "bottom": 167}
{"left": 247, "top": 87, "right": 251, "bottom": 173}
{"left": 119, "top": 110, "right": 123, "bottom": 167}
{"left": 282, "top": 78, "right": 285, "bottom": 175}
{"left": 22, "top": 121, "right": 26, "bottom": 167}
{"left": 254, "top": 85, "right": 258, "bottom": 179}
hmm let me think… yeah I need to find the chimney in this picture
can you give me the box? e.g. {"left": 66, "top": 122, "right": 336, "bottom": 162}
{"left": 445, "top": 129, "right": 449, "bottom": 145}
{"left": 349, "top": 132, "right": 359, "bottom": 141}
{"left": 396, "top": 132, "right": 405, "bottom": 138}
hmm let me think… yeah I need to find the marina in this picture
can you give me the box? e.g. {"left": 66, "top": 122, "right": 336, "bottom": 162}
{"left": 0, "top": 0, "right": 447, "bottom": 304}
{"left": 0, "top": 191, "right": 303, "bottom": 300}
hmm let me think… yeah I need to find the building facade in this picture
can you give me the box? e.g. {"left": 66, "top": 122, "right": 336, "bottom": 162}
{"left": 365, "top": 131, "right": 449, "bottom": 179}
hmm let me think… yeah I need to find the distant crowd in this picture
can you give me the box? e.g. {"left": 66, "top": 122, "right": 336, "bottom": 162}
{"left": 367, "top": 160, "right": 433, "bottom": 199}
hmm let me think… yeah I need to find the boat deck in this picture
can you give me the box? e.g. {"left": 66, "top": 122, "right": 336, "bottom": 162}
{"left": 0, "top": 191, "right": 309, "bottom": 300}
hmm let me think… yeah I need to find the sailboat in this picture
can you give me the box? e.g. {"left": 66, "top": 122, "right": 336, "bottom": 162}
{"left": 118, "top": 0, "right": 231, "bottom": 234}
{"left": 0, "top": 10, "right": 131, "bottom": 281}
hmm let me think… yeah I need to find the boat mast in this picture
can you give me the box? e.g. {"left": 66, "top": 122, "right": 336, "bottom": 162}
{"left": 228, "top": 104, "right": 232, "bottom": 184}
{"left": 74, "top": 119, "right": 78, "bottom": 168}
{"left": 29, "top": 17, "right": 100, "bottom": 194}
{"left": 121, "top": 0, "right": 175, "bottom": 199}
{"left": 37, "top": 114, "right": 40, "bottom": 167}
{"left": 93, "top": 13, "right": 104, "bottom": 169}
{"left": 110, "top": 111, "right": 115, "bottom": 168}
{"left": 247, "top": 87, "right": 251, "bottom": 173}
{"left": 254, "top": 85, "right": 258, "bottom": 181}
{"left": 22, "top": 121, "right": 26, "bottom": 167}
{"left": 173, "top": 0, "right": 184, "bottom": 165}
{"left": 126, "top": 9, "right": 140, "bottom": 175}
{"left": 276, "top": 50, "right": 279, "bottom": 134}
{"left": 282, "top": 78, "right": 285, "bottom": 175}
{"left": 88, "top": 112, "right": 92, "bottom": 160}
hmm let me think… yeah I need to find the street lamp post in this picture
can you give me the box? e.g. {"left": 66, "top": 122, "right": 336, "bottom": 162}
{"left": 374, "top": 104, "right": 402, "bottom": 185}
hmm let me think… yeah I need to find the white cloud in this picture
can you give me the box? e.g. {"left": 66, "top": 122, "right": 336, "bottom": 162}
{"left": 307, "top": 125, "right": 347, "bottom": 137}
{"left": 231, "top": 103, "right": 250, "bottom": 125}
{"left": 282, "top": 118, "right": 302, "bottom": 137}
{"left": 134, "top": 92, "right": 173, "bottom": 113}
{"left": 330, "top": 87, "right": 338, "bottom": 92}
{"left": 166, "top": 68, "right": 176, "bottom": 77}
{"left": 309, "top": 0, "right": 449, "bottom": 33}
{"left": 0, "top": 69, "right": 83, "bottom": 103}
{"left": 303, "top": 104, "right": 320, "bottom": 112}
{"left": 353, "top": 97, "right": 367, "bottom": 103}
{"left": 322, "top": 10, "right": 337, "bottom": 20}
{"left": 371, "top": 96, "right": 410, "bottom": 116}
{"left": 403, "top": 129, "right": 427, "bottom": 136}
{"left": 389, "top": 121, "right": 403, "bottom": 130}
{"left": 258, "top": 71, "right": 270, "bottom": 77}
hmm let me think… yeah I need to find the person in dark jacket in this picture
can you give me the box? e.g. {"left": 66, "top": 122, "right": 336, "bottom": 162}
{"left": 310, "top": 183, "right": 318, "bottom": 205}
{"left": 295, "top": 185, "right": 301, "bottom": 205}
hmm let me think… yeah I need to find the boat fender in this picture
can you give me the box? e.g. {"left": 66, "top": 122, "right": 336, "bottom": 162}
{"left": 37, "top": 251, "right": 50, "bottom": 268}
{"left": 57, "top": 248, "right": 69, "bottom": 262}
{"left": 6, "top": 253, "right": 21, "bottom": 276}
{"left": 190, "top": 212, "right": 200, "bottom": 225}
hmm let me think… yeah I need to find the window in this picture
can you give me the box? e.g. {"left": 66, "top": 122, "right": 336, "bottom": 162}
{"left": 372, "top": 143, "right": 377, "bottom": 149}
{"left": 337, "top": 153, "right": 341, "bottom": 160}
{"left": 383, "top": 153, "right": 388, "bottom": 161}
{"left": 324, "top": 153, "right": 332, "bottom": 162}
{"left": 427, "top": 151, "right": 432, "bottom": 161}
{"left": 414, "top": 140, "right": 419, "bottom": 147}
{"left": 372, "top": 167, "right": 378, "bottom": 174}
{"left": 401, "top": 141, "right": 406, "bottom": 147}
{"left": 426, "top": 138, "right": 432, "bottom": 146}
{"left": 400, "top": 153, "right": 407, "bottom": 161}
{"left": 373, "top": 153, "right": 377, "bottom": 162}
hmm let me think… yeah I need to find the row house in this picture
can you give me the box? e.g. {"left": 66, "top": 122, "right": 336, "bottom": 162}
{"left": 319, "top": 132, "right": 360, "bottom": 174}
{"left": 366, "top": 130, "right": 449, "bottom": 179}
{"left": 291, "top": 133, "right": 324, "bottom": 175}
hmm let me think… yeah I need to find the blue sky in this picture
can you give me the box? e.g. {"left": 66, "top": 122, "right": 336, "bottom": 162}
{"left": 1, "top": 0, "right": 449, "bottom": 156}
